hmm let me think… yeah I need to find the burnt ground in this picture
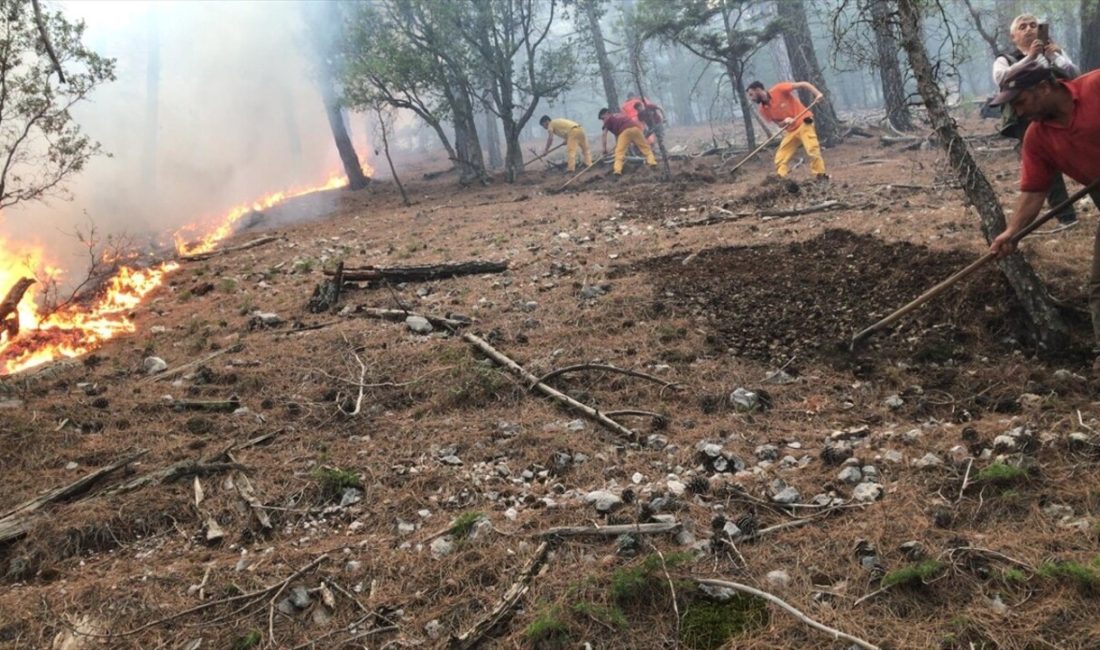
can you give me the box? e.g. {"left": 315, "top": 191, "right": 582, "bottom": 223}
{"left": 3, "top": 115, "right": 1100, "bottom": 650}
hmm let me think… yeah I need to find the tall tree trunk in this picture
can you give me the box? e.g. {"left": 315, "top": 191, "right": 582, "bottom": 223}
{"left": 871, "top": 1, "right": 915, "bottom": 132}
{"left": 775, "top": 0, "right": 841, "bottom": 145}
{"left": 319, "top": 75, "right": 369, "bottom": 190}
{"left": 445, "top": 79, "right": 488, "bottom": 185}
{"left": 896, "top": 0, "right": 1069, "bottom": 353}
{"left": 502, "top": 123, "right": 524, "bottom": 182}
{"left": 483, "top": 110, "right": 502, "bottom": 169}
{"left": 726, "top": 61, "right": 756, "bottom": 149}
{"left": 1082, "top": 0, "right": 1100, "bottom": 73}
{"left": 582, "top": 0, "right": 618, "bottom": 110}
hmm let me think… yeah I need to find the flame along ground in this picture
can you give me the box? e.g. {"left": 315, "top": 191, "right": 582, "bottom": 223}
{"left": 0, "top": 166, "right": 365, "bottom": 376}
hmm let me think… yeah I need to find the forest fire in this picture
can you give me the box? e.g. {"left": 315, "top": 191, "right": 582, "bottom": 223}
{"left": 1, "top": 165, "right": 367, "bottom": 376}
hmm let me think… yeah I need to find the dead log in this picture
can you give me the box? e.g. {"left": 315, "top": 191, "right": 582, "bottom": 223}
{"left": 104, "top": 446, "right": 242, "bottom": 496}
{"left": 1, "top": 277, "right": 35, "bottom": 339}
{"left": 462, "top": 332, "right": 638, "bottom": 441}
{"left": 178, "top": 235, "right": 280, "bottom": 262}
{"left": 0, "top": 449, "right": 147, "bottom": 544}
{"left": 308, "top": 260, "right": 344, "bottom": 313}
{"left": 537, "top": 522, "right": 680, "bottom": 538}
{"left": 449, "top": 541, "right": 551, "bottom": 649}
{"left": 326, "top": 260, "right": 507, "bottom": 283}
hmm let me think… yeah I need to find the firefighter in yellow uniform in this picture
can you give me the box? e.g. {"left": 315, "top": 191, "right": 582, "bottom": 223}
{"left": 746, "top": 80, "right": 828, "bottom": 181}
{"left": 539, "top": 115, "right": 592, "bottom": 173}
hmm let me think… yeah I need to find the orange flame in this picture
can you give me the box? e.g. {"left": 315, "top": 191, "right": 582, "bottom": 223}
{"left": 174, "top": 170, "right": 354, "bottom": 256}
{"left": 1, "top": 163, "right": 370, "bottom": 376}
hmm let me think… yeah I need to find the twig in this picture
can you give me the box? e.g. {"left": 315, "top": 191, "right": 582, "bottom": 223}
{"left": 339, "top": 333, "right": 368, "bottom": 416}
{"left": 146, "top": 343, "right": 243, "bottom": 383}
{"left": 695, "top": 578, "right": 881, "bottom": 650}
{"left": 536, "top": 522, "right": 680, "bottom": 538}
{"left": 651, "top": 544, "right": 681, "bottom": 639}
{"left": 955, "top": 458, "right": 973, "bottom": 504}
{"left": 463, "top": 332, "right": 638, "bottom": 441}
{"left": 602, "top": 409, "right": 667, "bottom": 423}
{"left": 533, "top": 363, "right": 681, "bottom": 391}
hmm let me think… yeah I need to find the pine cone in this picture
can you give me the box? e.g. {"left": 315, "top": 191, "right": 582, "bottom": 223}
{"left": 687, "top": 475, "right": 709, "bottom": 495}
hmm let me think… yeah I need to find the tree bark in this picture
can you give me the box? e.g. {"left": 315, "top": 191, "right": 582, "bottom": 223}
{"left": 483, "top": 109, "right": 502, "bottom": 169}
{"left": 582, "top": 0, "right": 618, "bottom": 110}
{"left": 775, "top": 0, "right": 842, "bottom": 145}
{"left": 726, "top": 61, "right": 756, "bottom": 149}
{"left": 897, "top": 0, "right": 1069, "bottom": 353}
{"left": 871, "top": 1, "right": 915, "bottom": 132}
{"left": 320, "top": 84, "right": 369, "bottom": 191}
{"left": 1082, "top": 0, "right": 1100, "bottom": 73}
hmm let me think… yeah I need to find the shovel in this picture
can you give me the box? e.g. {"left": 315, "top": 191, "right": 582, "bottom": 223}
{"left": 850, "top": 178, "right": 1100, "bottom": 350}
{"left": 555, "top": 155, "right": 610, "bottom": 192}
{"left": 525, "top": 143, "right": 565, "bottom": 168}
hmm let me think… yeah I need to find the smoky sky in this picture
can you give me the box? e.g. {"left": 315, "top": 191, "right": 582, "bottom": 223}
{"left": 4, "top": 0, "right": 367, "bottom": 274}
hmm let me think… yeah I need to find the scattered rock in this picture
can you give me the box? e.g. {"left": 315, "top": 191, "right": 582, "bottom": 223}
{"left": 772, "top": 486, "right": 801, "bottom": 505}
{"left": 666, "top": 480, "right": 686, "bottom": 497}
{"left": 764, "top": 369, "right": 796, "bottom": 384}
{"left": 729, "top": 387, "right": 760, "bottom": 412}
{"left": 766, "top": 569, "right": 791, "bottom": 589}
{"left": 899, "top": 541, "right": 925, "bottom": 560}
{"left": 430, "top": 536, "right": 455, "bottom": 558}
{"left": 884, "top": 394, "right": 904, "bottom": 410}
{"left": 755, "top": 444, "right": 780, "bottom": 461}
{"left": 837, "top": 466, "right": 862, "bottom": 484}
{"left": 339, "top": 488, "right": 363, "bottom": 507}
{"left": 405, "top": 316, "right": 433, "bottom": 334}
{"left": 289, "top": 585, "right": 312, "bottom": 609}
{"left": 584, "top": 490, "right": 622, "bottom": 513}
{"left": 144, "top": 357, "right": 168, "bottom": 375}
{"left": 914, "top": 453, "right": 943, "bottom": 469}
{"left": 425, "top": 619, "right": 444, "bottom": 641}
{"left": 852, "top": 482, "right": 883, "bottom": 503}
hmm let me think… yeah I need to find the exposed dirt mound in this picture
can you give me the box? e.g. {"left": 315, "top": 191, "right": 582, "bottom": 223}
{"left": 645, "top": 228, "right": 1027, "bottom": 365}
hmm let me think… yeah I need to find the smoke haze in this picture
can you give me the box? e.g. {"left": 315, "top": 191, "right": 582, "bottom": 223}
{"left": 4, "top": 0, "right": 366, "bottom": 277}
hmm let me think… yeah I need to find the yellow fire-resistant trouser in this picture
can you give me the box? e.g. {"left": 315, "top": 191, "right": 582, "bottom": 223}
{"left": 613, "top": 127, "right": 657, "bottom": 174}
{"left": 774, "top": 121, "right": 826, "bottom": 177}
{"left": 565, "top": 127, "right": 592, "bottom": 172}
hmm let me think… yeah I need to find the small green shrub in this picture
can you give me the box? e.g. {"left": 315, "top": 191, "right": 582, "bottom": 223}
{"left": 570, "top": 601, "right": 626, "bottom": 628}
{"left": 233, "top": 630, "right": 262, "bottom": 650}
{"left": 218, "top": 278, "right": 237, "bottom": 293}
{"left": 448, "top": 511, "right": 485, "bottom": 539}
{"left": 177, "top": 289, "right": 193, "bottom": 301}
{"left": 1038, "top": 560, "right": 1100, "bottom": 594}
{"left": 610, "top": 552, "right": 693, "bottom": 608}
{"left": 881, "top": 560, "right": 945, "bottom": 589}
{"left": 1001, "top": 568, "right": 1028, "bottom": 584}
{"left": 975, "top": 463, "right": 1028, "bottom": 485}
{"left": 680, "top": 595, "right": 768, "bottom": 650}
{"left": 312, "top": 466, "right": 362, "bottom": 499}
{"left": 525, "top": 607, "right": 571, "bottom": 649}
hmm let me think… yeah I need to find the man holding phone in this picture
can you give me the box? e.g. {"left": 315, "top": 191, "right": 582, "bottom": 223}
{"left": 993, "top": 13, "right": 1080, "bottom": 230}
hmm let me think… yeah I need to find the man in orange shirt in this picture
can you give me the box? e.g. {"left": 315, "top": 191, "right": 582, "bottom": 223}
{"left": 746, "top": 80, "right": 827, "bottom": 181}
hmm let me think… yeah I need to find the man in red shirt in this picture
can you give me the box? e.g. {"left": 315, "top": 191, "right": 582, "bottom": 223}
{"left": 989, "top": 62, "right": 1100, "bottom": 363}
{"left": 746, "top": 80, "right": 827, "bottom": 180}
{"left": 599, "top": 108, "right": 657, "bottom": 176}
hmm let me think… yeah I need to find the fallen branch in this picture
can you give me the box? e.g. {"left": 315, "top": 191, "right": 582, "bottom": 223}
{"left": 449, "top": 541, "right": 551, "bottom": 649}
{"left": 178, "top": 235, "right": 280, "bottom": 262}
{"left": 166, "top": 396, "right": 241, "bottom": 413}
{"left": 537, "top": 522, "right": 680, "bottom": 538}
{"left": 534, "top": 363, "right": 681, "bottom": 391}
{"left": 0, "top": 449, "right": 148, "bottom": 543}
{"left": 325, "top": 260, "right": 507, "bottom": 283}
{"left": 1, "top": 277, "right": 35, "bottom": 338}
{"left": 145, "top": 343, "right": 244, "bottom": 383}
{"left": 695, "top": 578, "right": 881, "bottom": 650}
{"left": 463, "top": 332, "right": 638, "bottom": 441}
{"left": 357, "top": 307, "right": 468, "bottom": 330}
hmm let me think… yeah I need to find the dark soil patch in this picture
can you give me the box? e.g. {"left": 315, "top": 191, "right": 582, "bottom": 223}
{"left": 644, "top": 228, "right": 1031, "bottom": 367}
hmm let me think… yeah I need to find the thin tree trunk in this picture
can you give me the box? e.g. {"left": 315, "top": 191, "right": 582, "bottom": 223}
{"left": 582, "top": 0, "right": 618, "bottom": 110}
{"left": 726, "top": 62, "right": 756, "bottom": 149}
{"left": 1082, "top": 0, "right": 1100, "bottom": 72}
{"left": 775, "top": 0, "right": 841, "bottom": 145}
{"left": 319, "top": 76, "right": 369, "bottom": 190}
{"left": 375, "top": 108, "right": 410, "bottom": 206}
{"left": 897, "top": 0, "right": 1069, "bottom": 353}
{"left": 871, "top": 1, "right": 915, "bottom": 132}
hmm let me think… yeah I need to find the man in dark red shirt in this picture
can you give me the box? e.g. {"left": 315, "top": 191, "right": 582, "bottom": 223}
{"left": 989, "top": 62, "right": 1100, "bottom": 363}
{"left": 599, "top": 108, "right": 657, "bottom": 176}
